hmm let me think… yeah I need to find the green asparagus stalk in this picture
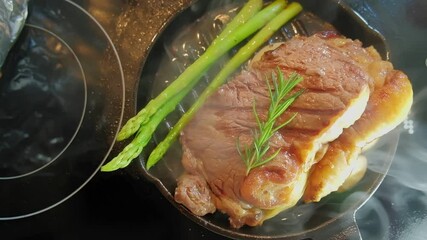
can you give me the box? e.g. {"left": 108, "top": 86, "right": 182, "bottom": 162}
{"left": 101, "top": 92, "right": 187, "bottom": 171}
{"left": 101, "top": 0, "right": 268, "bottom": 172}
{"left": 116, "top": 0, "right": 286, "bottom": 142}
{"left": 209, "top": 0, "right": 263, "bottom": 51}
{"left": 146, "top": 2, "right": 303, "bottom": 169}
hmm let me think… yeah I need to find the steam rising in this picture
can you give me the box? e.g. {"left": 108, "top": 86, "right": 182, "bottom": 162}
{"left": 357, "top": 88, "right": 427, "bottom": 239}
{"left": 388, "top": 88, "right": 427, "bottom": 193}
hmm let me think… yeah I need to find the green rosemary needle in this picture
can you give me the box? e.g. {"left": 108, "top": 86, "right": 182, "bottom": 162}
{"left": 237, "top": 69, "right": 304, "bottom": 175}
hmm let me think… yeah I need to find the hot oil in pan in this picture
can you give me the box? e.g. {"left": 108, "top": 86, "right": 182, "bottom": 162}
{"left": 137, "top": 0, "right": 394, "bottom": 238}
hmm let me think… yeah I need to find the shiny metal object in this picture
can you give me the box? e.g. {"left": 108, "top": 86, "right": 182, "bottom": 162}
{"left": 0, "top": 0, "right": 28, "bottom": 67}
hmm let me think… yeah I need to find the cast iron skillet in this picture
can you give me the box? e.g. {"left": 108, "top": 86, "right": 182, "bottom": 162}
{"left": 127, "top": 0, "right": 398, "bottom": 239}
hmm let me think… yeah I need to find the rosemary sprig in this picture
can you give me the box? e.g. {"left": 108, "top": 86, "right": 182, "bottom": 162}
{"left": 237, "top": 69, "right": 304, "bottom": 175}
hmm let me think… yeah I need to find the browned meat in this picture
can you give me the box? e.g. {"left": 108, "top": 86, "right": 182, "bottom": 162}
{"left": 175, "top": 173, "right": 216, "bottom": 216}
{"left": 304, "top": 70, "right": 413, "bottom": 202}
{"left": 173, "top": 34, "right": 412, "bottom": 228}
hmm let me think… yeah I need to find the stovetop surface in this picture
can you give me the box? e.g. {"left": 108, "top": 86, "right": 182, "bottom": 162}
{"left": 1, "top": 0, "right": 427, "bottom": 239}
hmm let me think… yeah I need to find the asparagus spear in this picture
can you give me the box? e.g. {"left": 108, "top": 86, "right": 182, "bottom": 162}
{"left": 146, "top": 2, "right": 303, "bottom": 169}
{"left": 101, "top": 0, "right": 272, "bottom": 172}
{"left": 101, "top": 92, "right": 186, "bottom": 171}
{"left": 116, "top": 0, "right": 286, "bottom": 142}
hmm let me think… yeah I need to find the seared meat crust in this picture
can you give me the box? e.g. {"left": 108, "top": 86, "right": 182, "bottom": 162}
{"left": 174, "top": 34, "right": 412, "bottom": 228}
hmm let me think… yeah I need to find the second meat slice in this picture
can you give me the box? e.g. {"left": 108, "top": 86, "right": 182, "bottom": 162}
{"left": 174, "top": 33, "right": 395, "bottom": 228}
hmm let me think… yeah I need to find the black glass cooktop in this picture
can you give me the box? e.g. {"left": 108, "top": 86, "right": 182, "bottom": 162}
{"left": 1, "top": 0, "right": 427, "bottom": 239}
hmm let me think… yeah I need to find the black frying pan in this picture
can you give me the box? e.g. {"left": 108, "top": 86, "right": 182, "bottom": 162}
{"left": 124, "top": 0, "right": 399, "bottom": 239}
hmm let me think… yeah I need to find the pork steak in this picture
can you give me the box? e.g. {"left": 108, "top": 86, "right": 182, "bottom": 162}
{"left": 174, "top": 33, "right": 411, "bottom": 228}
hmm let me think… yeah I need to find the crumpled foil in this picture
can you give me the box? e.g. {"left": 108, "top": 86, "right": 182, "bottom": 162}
{"left": 0, "top": 0, "right": 28, "bottom": 68}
